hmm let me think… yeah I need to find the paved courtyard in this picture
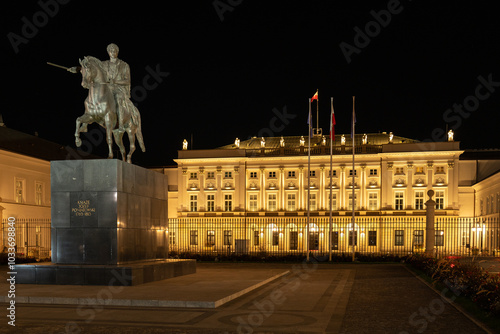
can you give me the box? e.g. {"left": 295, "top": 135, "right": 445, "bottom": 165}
{"left": 0, "top": 262, "right": 494, "bottom": 333}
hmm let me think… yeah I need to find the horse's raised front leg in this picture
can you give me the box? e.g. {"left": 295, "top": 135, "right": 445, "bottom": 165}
{"left": 75, "top": 115, "right": 91, "bottom": 147}
{"left": 75, "top": 117, "right": 82, "bottom": 147}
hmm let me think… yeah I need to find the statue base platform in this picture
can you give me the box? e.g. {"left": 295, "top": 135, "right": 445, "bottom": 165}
{"left": 14, "top": 259, "right": 196, "bottom": 286}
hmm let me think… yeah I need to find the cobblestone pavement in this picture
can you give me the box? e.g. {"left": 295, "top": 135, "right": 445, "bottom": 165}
{"left": 338, "top": 264, "right": 489, "bottom": 334}
{"left": 0, "top": 263, "right": 494, "bottom": 334}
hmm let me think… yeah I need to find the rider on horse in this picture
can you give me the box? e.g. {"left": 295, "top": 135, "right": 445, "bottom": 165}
{"left": 69, "top": 43, "right": 131, "bottom": 132}
{"left": 69, "top": 43, "right": 146, "bottom": 163}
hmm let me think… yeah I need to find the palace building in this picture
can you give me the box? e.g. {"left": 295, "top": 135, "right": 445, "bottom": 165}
{"left": 160, "top": 132, "right": 500, "bottom": 257}
{"left": 1, "top": 125, "right": 499, "bottom": 259}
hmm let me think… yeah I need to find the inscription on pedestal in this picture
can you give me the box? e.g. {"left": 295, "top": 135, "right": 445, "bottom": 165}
{"left": 71, "top": 199, "right": 96, "bottom": 217}
{"left": 70, "top": 192, "right": 98, "bottom": 226}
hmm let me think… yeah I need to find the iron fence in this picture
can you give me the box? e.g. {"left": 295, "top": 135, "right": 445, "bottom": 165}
{"left": 1, "top": 218, "right": 51, "bottom": 259}
{"left": 168, "top": 216, "right": 500, "bottom": 258}
{"left": 2, "top": 216, "right": 498, "bottom": 261}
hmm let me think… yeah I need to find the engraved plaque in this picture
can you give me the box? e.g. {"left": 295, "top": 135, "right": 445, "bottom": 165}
{"left": 70, "top": 192, "right": 98, "bottom": 227}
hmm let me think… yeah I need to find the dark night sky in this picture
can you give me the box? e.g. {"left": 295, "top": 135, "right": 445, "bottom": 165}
{"left": 1, "top": 1, "right": 500, "bottom": 167}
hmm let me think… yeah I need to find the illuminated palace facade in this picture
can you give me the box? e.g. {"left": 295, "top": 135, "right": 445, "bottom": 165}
{"left": 161, "top": 133, "right": 500, "bottom": 257}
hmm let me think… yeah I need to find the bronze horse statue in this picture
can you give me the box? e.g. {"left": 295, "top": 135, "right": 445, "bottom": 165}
{"left": 75, "top": 56, "right": 145, "bottom": 163}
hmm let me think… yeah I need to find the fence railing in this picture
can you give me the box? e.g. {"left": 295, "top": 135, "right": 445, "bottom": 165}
{"left": 1, "top": 218, "right": 51, "bottom": 259}
{"left": 2, "top": 216, "right": 498, "bottom": 260}
{"left": 168, "top": 216, "right": 500, "bottom": 258}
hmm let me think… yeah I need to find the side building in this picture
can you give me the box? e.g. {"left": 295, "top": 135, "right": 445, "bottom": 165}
{"left": 160, "top": 133, "right": 500, "bottom": 257}
{"left": 0, "top": 126, "right": 100, "bottom": 259}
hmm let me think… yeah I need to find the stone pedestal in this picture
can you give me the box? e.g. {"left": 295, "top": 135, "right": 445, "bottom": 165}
{"left": 15, "top": 159, "right": 195, "bottom": 285}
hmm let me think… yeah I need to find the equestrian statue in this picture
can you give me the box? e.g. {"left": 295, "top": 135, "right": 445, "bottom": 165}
{"left": 49, "top": 43, "right": 145, "bottom": 163}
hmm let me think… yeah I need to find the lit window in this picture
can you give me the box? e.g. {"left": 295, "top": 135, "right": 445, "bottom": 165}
{"left": 287, "top": 193, "right": 296, "bottom": 211}
{"left": 35, "top": 226, "right": 41, "bottom": 247}
{"left": 368, "top": 193, "right": 378, "bottom": 210}
{"left": 497, "top": 194, "right": 500, "bottom": 213}
{"left": 395, "top": 230, "right": 404, "bottom": 246}
{"left": 368, "top": 231, "right": 377, "bottom": 246}
{"left": 224, "top": 230, "right": 232, "bottom": 246}
{"left": 253, "top": 230, "right": 260, "bottom": 246}
{"left": 435, "top": 191, "right": 444, "bottom": 210}
{"left": 249, "top": 194, "right": 258, "bottom": 211}
{"left": 309, "top": 230, "right": 319, "bottom": 250}
{"left": 268, "top": 194, "right": 277, "bottom": 211}
{"left": 190, "top": 195, "right": 198, "bottom": 212}
{"left": 331, "top": 231, "right": 339, "bottom": 250}
{"left": 348, "top": 231, "right": 357, "bottom": 246}
{"left": 206, "top": 230, "right": 215, "bottom": 246}
{"left": 395, "top": 192, "right": 404, "bottom": 210}
{"left": 329, "top": 193, "right": 337, "bottom": 211}
{"left": 415, "top": 191, "right": 424, "bottom": 210}
{"left": 35, "top": 182, "right": 43, "bottom": 205}
{"left": 224, "top": 194, "right": 232, "bottom": 211}
{"left": 206, "top": 195, "right": 215, "bottom": 212}
{"left": 348, "top": 193, "right": 357, "bottom": 211}
{"left": 289, "top": 231, "right": 298, "bottom": 250}
{"left": 461, "top": 231, "right": 469, "bottom": 246}
{"left": 15, "top": 179, "right": 24, "bottom": 203}
{"left": 309, "top": 193, "right": 317, "bottom": 211}
{"left": 435, "top": 230, "right": 444, "bottom": 246}
{"left": 413, "top": 230, "right": 424, "bottom": 246}
{"left": 190, "top": 230, "right": 198, "bottom": 245}
{"left": 272, "top": 231, "right": 279, "bottom": 246}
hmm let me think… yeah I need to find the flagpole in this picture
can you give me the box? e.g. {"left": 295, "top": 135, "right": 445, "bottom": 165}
{"left": 329, "top": 97, "right": 333, "bottom": 262}
{"left": 307, "top": 98, "right": 311, "bottom": 262}
{"left": 352, "top": 96, "right": 356, "bottom": 262}
{"left": 316, "top": 89, "right": 319, "bottom": 135}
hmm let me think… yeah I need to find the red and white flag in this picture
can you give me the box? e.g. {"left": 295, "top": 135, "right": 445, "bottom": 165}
{"left": 311, "top": 90, "right": 318, "bottom": 102}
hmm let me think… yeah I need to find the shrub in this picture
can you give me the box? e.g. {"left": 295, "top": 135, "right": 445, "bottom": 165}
{"left": 407, "top": 254, "right": 500, "bottom": 316}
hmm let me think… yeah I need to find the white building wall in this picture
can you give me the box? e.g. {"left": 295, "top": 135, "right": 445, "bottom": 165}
{"left": 0, "top": 150, "right": 51, "bottom": 221}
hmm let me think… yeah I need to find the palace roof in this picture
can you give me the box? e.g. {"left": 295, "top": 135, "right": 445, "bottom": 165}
{"left": 0, "top": 126, "right": 101, "bottom": 161}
